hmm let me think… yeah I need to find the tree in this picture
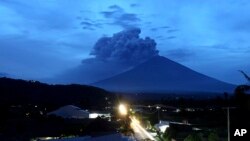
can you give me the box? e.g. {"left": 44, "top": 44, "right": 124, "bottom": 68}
{"left": 208, "top": 132, "right": 219, "bottom": 141}
{"left": 162, "top": 127, "right": 176, "bottom": 141}
{"left": 184, "top": 133, "right": 202, "bottom": 141}
{"left": 234, "top": 85, "right": 250, "bottom": 110}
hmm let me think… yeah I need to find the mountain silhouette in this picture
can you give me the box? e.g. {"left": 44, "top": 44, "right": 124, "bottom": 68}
{"left": 92, "top": 56, "right": 235, "bottom": 93}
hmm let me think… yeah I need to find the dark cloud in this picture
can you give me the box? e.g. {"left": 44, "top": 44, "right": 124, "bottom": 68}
{"left": 150, "top": 26, "right": 172, "bottom": 31}
{"left": 56, "top": 28, "right": 159, "bottom": 84}
{"left": 101, "top": 5, "right": 123, "bottom": 18}
{"left": 82, "top": 27, "right": 95, "bottom": 30}
{"left": 100, "top": 5, "right": 140, "bottom": 28}
{"left": 80, "top": 20, "right": 103, "bottom": 30}
{"left": 108, "top": 5, "right": 123, "bottom": 11}
{"left": 113, "top": 13, "right": 140, "bottom": 28}
{"left": 80, "top": 21, "right": 93, "bottom": 26}
{"left": 150, "top": 28, "right": 158, "bottom": 31}
{"left": 155, "top": 35, "right": 164, "bottom": 39}
{"left": 119, "top": 13, "right": 140, "bottom": 21}
{"left": 166, "top": 36, "right": 177, "bottom": 39}
{"left": 101, "top": 11, "right": 116, "bottom": 18}
{"left": 167, "top": 29, "right": 178, "bottom": 33}
{"left": 161, "top": 26, "right": 170, "bottom": 29}
{"left": 130, "top": 3, "right": 139, "bottom": 7}
{"left": 90, "top": 28, "right": 159, "bottom": 65}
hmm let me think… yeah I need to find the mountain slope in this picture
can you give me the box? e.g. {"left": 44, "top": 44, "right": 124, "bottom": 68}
{"left": 92, "top": 56, "right": 235, "bottom": 93}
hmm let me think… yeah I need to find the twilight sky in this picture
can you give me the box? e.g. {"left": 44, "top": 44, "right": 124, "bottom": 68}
{"left": 0, "top": 0, "right": 249, "bottom": 84}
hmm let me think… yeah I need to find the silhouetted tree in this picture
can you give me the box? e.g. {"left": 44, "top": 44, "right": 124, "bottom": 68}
{"left": 184, "top": 133, "right": 202, "bottom": 141}
{"left": 208, "top": 132, "right": 219, "bottom": 141}
{"left": 162, "top": 127, "right": 177, "bottom": 141}
{"left": 234, "top": 85, "right": 250, "bottom": 110}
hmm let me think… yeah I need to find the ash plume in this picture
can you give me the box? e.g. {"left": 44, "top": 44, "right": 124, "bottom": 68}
{"left": 90, "top": 28, "right": 159, "bottom": 65}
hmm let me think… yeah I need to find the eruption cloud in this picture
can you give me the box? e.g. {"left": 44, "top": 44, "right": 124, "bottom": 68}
{"left": 90, "top": 28, "right": 159, "bottom": 65}
{"left": 50, "top": 28, "right": 159, "bottom": 84}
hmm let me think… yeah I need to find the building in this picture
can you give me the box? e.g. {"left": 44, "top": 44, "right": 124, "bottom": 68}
{"left": 89, "top": 112, "right": 111, "bottom": 121}
{"left": 48, "top": 105, "right": 111, "bottom": 120}
{"left": 47, "top": 105, "right": 89, "bottom": 119}
{"left": 154, "top": 120, "right": 170, "bottom": 133}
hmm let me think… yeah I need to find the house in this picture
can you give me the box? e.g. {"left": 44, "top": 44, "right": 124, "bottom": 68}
{"left": 47, "top": 105, "right": 89, "bottom": 119}
{"left": 154, "top": 120, "right": 170, "bottom": 133}
{"left": 89, "top": 112, "right": 111, "bottom": 121}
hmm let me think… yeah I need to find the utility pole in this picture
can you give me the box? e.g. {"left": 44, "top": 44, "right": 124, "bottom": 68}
{"left": 227, "top": 107, "right": 230, "bottom": 141}
{"left": 156, "top": 106, "right": 161, "bottom": 123}
{"left": 223, "top": 107, "right": 236, "bottom": 141}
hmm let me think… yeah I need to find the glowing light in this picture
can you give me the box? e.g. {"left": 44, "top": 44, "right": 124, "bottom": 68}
{"left": 119, "top": 104, "right": 127, "bottom": 116}
{"left": 89, "top": 113, "right": 99, "bottom": 118}
{"left": 130, "top": 117, "right": 155, "bottom": 141}
{"left": 159, "top": 125, "right": 169, "bottom": 132}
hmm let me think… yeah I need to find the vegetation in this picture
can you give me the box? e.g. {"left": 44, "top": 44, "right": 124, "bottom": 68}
{"left": 0, "top": 77, "right": 116, "bottom": 140}
{"left": 162, "top": 127, "right": 176, "bottom": 141}
{"left": 184, "top": 133, "right": 202, "bottom": 141}
{"left": 0, "top": 77, "right": 115, "bottom": 111}
{"left": 208, "top": 132, "right": 219, "bottom": 141}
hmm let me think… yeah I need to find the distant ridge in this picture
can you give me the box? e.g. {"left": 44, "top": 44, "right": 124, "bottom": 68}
{"left": 93, "top": 56, "right": 236, "bottom": 93}
{"left": 0, "top": 77, "right": 114, "bottom": 110}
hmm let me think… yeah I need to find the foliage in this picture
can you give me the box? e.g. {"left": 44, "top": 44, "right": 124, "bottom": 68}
{"left": 208, "top": 132, "right": 219, "bottom": 141}
{"left": 184, "top": 133, "right": 202, "bottom": 141}
{"left": 162, "top": 127, "right": 176, "bottom": 141}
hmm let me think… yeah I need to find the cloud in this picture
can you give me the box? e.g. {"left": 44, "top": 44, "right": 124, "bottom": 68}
{"left": 150, "top": 28, "right": 158, "bottom": 31}
{"left": 90, "top": 27, "right": 159, "bottom": 65}
{"left": 54, "top": 28, "right": 159, "bottom": 84}
{"left": 100, "top": 5, "right": 140, "bottom": 28}
{"left": 80, "top": 21, "right": 102, "bottom": 30}
{"left": 108, "top": 5, "right": 123, "bottom": 11}
{"left": 166, "top": 36, "right": 177, "bottom": 39}
{"left": 113, "top": 13, "right": 140, "bottom": 28}
{"left": 80, "top": 21, "right": 93, "bottom": 26}
{"left": 130, "top": 3, "right": 139, "bottom": 7}
{"left": 160, "top": 26, "right": 170, "bottom": 29}
{"left": 118, "top": 13, "right": 139, "bottom": 21}
{"left": 150, "top": 25, "right": 172, "bottom": 31}
{"left": 101, "top": 5, "right": 123, "bottom": 18}
{"left": 167, "top": 29, "right": 178, "bottom": 33}
{"left": 155, "top": 35, "right": 164, "bottom": 39}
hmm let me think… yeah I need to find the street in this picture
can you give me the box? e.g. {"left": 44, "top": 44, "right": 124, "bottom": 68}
{"left": 130, "top": 116, "right": 155, "bottom": 141}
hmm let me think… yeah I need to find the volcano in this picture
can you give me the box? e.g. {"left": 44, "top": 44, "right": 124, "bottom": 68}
{"left": 92, "top": 56, "right": 235, "bottom": 93}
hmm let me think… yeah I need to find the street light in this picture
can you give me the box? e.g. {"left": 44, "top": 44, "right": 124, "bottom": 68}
{"left": 119, "top": 104, "right": 127, "bottom": 116}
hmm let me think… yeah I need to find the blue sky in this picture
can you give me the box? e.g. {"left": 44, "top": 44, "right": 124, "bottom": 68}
{"left": 0, "top": 0, "right": 249, "bottom": 84}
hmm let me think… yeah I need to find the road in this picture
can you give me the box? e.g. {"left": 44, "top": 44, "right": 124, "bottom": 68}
{"left": 130, "top": 117, "right": 155, "bottom": 141}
